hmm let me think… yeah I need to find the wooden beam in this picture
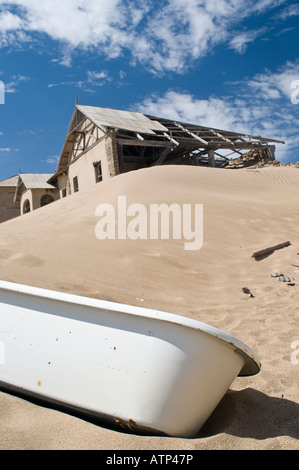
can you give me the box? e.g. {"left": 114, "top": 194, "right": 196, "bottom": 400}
{"left": 225, "top": 149, "right": 243, "bottom": 157}
{"left": 117, "top": 144, "right": 125, "bottom": 173}
{"left": 85, "top": 124, "right": 97, "bottom": 148}
{"left": 206, "top": 142, "right": 276, "bottom": 150}
{"left": 117, "top": 138, "right": 174, "bottom": 148}
{"left": 155, "top": 147, "right": 172, "bottom": 165}
{"left": 118, "top": 137, "right": 279, "bottom": 152}
{"left": 163, "top": 132, "right": 179, "bottom": 146}
{"left": 252, "top": 241, "right": 291, "bottom": 259}
{"left": 174, "top": 122, "right": 208, "bottom": 145}
{"left": 209, "top": 129, "right": 234, "bottom": 144}
{"left": 208, "top": 149, "right": 215, "bottom": 167}
{"left": 267, "top": 145, "right": 276, "bottom": 160}
{"left": 213, "top": 151, "right": 229, "bottom": 160}
{"left": 68, "top": 117, "right": 88, "bottom": 136}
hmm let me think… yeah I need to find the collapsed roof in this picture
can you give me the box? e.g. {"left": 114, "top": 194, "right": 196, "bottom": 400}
{"left": 53, "top": 104, "right": 285, "bottom": 176}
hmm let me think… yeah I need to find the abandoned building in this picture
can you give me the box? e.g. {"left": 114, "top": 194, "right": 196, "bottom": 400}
{"left": 49, "top": 104, "right": 284, "bottom": 199}
{"left": 0, "top": 104, "right": 284, "bottom": 222}
{"left": 0, "top": 175, "right": 20, "bottom": 223}
{"left": 13, "top": 173, "right": 59, "bottom": 216}
{"left": 0, "top": 172, "right": 60, "bottom": 223}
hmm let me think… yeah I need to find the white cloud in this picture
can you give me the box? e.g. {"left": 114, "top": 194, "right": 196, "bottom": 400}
{"left": 252, "top": 0, "right": 286, "bottom": 12}
{"left": 4, "top": 74, "right": 29, "bottom": 93}
{"left": 136, "top": 91, "right": 260, "bottom": 135}
{"left": 42, "top": 155, "right": 59, "bottom": 164}
{"left": 0, "top": 147, "right": 10, "bottom": 151}
{"left": 9, "top": 0, "right": 122, "bottom": 47}
{"left": 0, "top": 10, "right": 23, "bottom": 31}
{"left": 0, "top": 0, "right": 290, "bottom": 73}
{"left": 86, "top": 70, "right": 111, "bottom": 84}
{"left": 276, "top": 3, "right": 299, "bottom": 20}
{"left": 229, "top": 28, "right": 266, "bottom": 54}
{"left": 48, "top": 69, "right": 111, "bottom": 91}
{"left": 247, "top": 60, "right": 299, "bottom": 100}
{"left": 135, "top": 61, "right": 299, "bottom": 162}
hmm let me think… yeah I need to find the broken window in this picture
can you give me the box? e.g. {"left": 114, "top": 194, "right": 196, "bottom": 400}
{"left": 23, "top": 199, "right": 30, "bottom": 214}
{"left": 40, "top": 194, "right": 54, "bottom": 207}
{"left": 73, "top": 176, "right": 79, "bottom": 193}
{"left": 94, "top": 161, "right": 103, "bottom": 183}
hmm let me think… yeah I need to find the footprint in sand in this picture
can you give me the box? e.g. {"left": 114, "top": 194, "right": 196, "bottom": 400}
{"left": 0, "top": 249, "right": 44, "bottom": 267}
{"left": 0, "top": 249, "right": 13, "bottom": 260}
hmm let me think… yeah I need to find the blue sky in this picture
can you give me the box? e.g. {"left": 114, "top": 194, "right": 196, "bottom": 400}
{"left": 0, "top": 0, "right": 298, "bottom": 181}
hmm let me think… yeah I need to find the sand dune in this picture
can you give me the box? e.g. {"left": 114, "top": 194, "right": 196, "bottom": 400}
{"left": 0, "top": 165, "right": 298, "bottom": 450}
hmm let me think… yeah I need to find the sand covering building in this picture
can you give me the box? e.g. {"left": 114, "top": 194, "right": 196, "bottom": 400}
{"left": 0, "top": 104, "right": 284, "bottom": 221}
{"left": 0, "top": 175, "right": 20, "bottom": 223}
{"left": 0, "top": 173, "right": 59, "bottom": 223}
{"left": 49, "top": 104, "right": 284, "bottom": 199}
{"left": 0, "top": 164, "right": 298, "bottom": 449}
{"left": 13, "top": 173, "right": 59, "bottom": 216}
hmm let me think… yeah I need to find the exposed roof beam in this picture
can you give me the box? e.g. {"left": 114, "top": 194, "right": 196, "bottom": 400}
{"left": 213, "top": 151, "right": 230, "bottom": 160}
{"left": 163, "top": 132, "right": 179, "bottom": 146}
{"left": 117, "top": 138, "right": 174, "bottom": 148}
{"left": 206, "top": 142, "right": 272, "bottom": 149}
{"left": 145, "top": 114, "right": 284, "bottom": 144}
{"left": 173, "top": 122, "right": 208, "bottom": 145}
{"left": 208, "top": 129, "right": 234, "bottom": 144}
{"left": 119, "top": 136, "right": 278, "bottom": 150}
{"left": 224, "top": 149, "right": 244, "bottom": 157}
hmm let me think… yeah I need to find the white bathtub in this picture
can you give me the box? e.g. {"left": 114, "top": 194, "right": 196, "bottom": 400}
{"left": 0, "top": 280, "right": 260, "bottom": 438}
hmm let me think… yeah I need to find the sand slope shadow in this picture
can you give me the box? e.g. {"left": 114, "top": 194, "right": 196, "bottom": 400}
{"left": 1, "top": 385, "right": 298, "bottom": 440}
{"left": 198, "top": 388, "right": 299, "bottom": 440}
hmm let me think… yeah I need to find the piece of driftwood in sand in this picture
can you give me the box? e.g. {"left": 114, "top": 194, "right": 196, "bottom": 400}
{"left": 252, "top": 241, "right": 291, "bottom": 259}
